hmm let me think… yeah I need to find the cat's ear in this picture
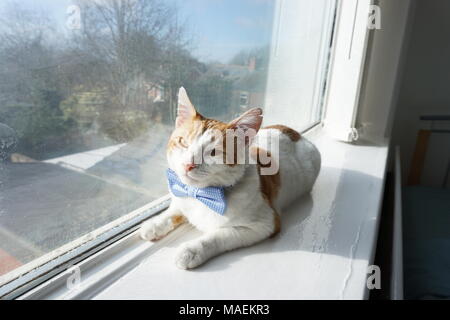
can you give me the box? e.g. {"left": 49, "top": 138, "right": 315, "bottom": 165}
{"left": 228, "top": 107, "right": 263, "bottom": 133}
{"left": 176, "top": 87, "right": 197, "bottom": 127}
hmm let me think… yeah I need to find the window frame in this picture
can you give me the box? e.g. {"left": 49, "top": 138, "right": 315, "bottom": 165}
{"left": 262, "top": 0, "right": 338, "bottom": 133}
{"left": 0, "top": 0, "right": 367, "bottom": 300}
{"left": 0, "top": 196, "right": 170, "bottom": 299}
{"left": 11, "top": 0, "right": 415, "bottom": 300}
{"left": 16, "top": 123, "right": 328, "bottom": 300}
{"left": 323, "top": 0, "right": 373, "bottom": 142}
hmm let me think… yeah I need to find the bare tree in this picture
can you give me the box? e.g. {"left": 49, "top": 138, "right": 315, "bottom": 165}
{"left": 0, "top": 0, "right": 205, "bottom": 151}
{"left": 0, "top": 3, "right": 56, "bottom": 105}
{"left": 74, "top": 0, "right": 188, "bottom": 109}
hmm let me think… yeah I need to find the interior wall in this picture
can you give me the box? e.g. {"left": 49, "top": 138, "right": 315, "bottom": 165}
{"left": 391, "top": 0, "right": 450, "bottom": 187}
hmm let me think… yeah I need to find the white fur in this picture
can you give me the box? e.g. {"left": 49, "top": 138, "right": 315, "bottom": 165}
{"left": 140, "top": 127, "right": 321, "bottom": 269}
{"left": 140, "top": 87, "right": 320, "bottom": 269}
{"left": 256, "top": 129, "right": 321, "bottom": 211}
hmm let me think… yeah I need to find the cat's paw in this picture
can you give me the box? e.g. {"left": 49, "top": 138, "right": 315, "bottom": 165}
{"left": 140, "top": 220, "right": 167, "bottom": 241}
{"left": 175, "top": 243, "right": 206, "bottom": 270}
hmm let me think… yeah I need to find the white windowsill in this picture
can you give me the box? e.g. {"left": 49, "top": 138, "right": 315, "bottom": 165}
{"left": 20, "top": 127, "right": 389, "bottom": 300}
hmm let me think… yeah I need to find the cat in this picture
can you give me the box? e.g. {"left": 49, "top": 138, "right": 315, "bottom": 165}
{"left": 140, "top": 87, "right": 321, "bottom": 269}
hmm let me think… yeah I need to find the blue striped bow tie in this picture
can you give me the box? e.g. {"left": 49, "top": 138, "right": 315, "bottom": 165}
{"left": 166, "top": 168, "right": 226, "bottom": 215}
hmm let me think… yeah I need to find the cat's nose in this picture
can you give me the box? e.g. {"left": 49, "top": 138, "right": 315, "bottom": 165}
{"left": 184, "top": 163, "right": 197, "bottom": 172}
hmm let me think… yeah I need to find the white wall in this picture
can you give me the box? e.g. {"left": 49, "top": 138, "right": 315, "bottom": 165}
{"left": 390, "top": 0, "right": 450, "bottom": 187}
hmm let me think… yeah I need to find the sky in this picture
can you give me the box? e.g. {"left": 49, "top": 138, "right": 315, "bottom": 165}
{"left": 0, "top": 0, "right": 275, "bottom": 63}
{"left": 170, "top": 0, "right": 275, "bottom": 62}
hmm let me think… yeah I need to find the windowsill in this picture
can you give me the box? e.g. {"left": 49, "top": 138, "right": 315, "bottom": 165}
{"left": 20, "top": 128, "right": 389, "bottom": 300}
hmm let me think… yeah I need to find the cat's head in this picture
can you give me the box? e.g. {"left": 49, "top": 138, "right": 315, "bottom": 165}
{"left": 167, "top": 87, "right": 263, "bottom": 188}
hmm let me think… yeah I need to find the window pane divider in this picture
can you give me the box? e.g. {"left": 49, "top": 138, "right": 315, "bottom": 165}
{"left": 0, "top": 195, "right": 170, "bottom": 299}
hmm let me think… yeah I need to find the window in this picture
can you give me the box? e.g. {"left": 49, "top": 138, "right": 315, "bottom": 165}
{"left": 264, "top": 0, "right": 336, "bottom": 131}
{"left": 0, "top": 0, "right": 336, "bottom": 295}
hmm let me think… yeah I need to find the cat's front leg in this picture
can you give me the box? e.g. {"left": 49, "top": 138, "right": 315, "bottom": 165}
{"left": 140, "top": 202, "right": 185, "bottom": 241}
{"left": 175, "top": 224, "right": 273, "bottom": 269}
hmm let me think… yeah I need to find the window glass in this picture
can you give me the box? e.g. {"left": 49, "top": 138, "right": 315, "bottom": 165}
{"left": 0, "top": 0, "right": 335, "bottom": 286}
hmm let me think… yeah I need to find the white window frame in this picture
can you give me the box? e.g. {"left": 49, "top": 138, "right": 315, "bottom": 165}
{"left": 323, "top": 0, "right": 373, "bottom": 142}
{"left": 0, "top": 0, "right": 347, "bottom": 299}
{"left": 2, "top": 0, "right": 409, "bottom": 300}
{"left": 0, "top": 196, "right": 170, "bottom": 299}
{"left": 0, "top": 1, "right": 341, "bottom": 299}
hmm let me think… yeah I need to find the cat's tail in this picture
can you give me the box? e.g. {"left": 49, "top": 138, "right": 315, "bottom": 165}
{"left": 262, "top": 125, "right": 301, "bottom": 142}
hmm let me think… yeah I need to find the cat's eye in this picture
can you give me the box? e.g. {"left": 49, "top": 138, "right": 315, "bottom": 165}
{"left": 177, "top": 137, "right": 188, "bottom": 148}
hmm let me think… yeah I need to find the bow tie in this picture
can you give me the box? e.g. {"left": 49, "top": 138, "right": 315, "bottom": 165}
{"left": 166, "top": 168, "right": 226, "bottom": 215}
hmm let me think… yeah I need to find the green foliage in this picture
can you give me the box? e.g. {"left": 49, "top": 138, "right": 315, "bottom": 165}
{"left": 23, "top": 89, "right": 75, "bottom": 158}
{"left": 60, "top": 88, "right": 106, "bottom": 128}
{"left": 61, "top": 88, "right": 152, "bottom": 143}
{"left": 0, "top": 88, "right": 77, "bottom": 159}
{"left": 186, "top": 74, "right": 234, "bottom": 119}
{"left": 97, "top": 109, "right": 150, "bottom": 143}
{"left": 0, "top": 105, "right": 31, "bottom": 140}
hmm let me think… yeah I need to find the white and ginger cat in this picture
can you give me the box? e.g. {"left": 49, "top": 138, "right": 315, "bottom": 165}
{"left": 140, "top": 87, "right": 321, "bottom": 269}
